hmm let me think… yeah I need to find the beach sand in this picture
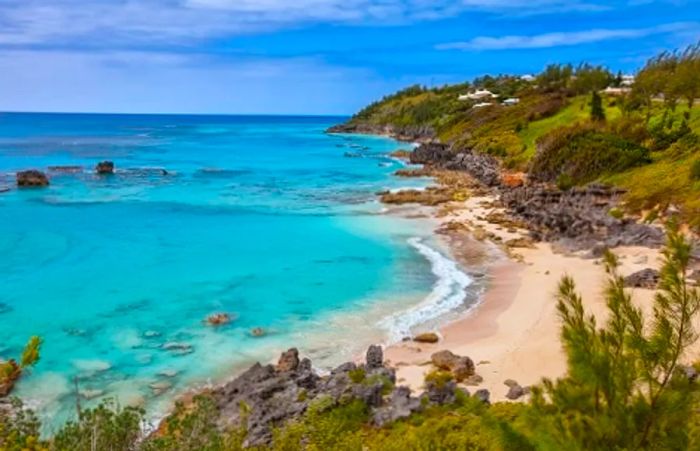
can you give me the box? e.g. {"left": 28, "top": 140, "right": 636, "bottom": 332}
{"left": 385, "top": 193, "right": 663, "bottom": 402}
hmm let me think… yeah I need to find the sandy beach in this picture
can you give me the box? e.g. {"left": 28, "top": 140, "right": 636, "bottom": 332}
{"left": 386, "top": 192, "right": 664, "bottom": 401}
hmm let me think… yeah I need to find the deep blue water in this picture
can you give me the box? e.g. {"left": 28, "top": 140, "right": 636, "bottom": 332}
{"left": 0, "top": 113, "right": 471, "bottom": 430}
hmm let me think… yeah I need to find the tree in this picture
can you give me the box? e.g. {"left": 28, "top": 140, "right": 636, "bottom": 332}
{"left": 572, "top": 63, "right": 614, "bottom": 95}
{"left": 526, "top": 225, "right": 700, "bottom": 449}
{"left": 590, "top": 91, "right": 606, "bottom": 122}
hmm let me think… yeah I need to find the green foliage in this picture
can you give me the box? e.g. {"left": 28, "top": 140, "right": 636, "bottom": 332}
{"left": 691, "top": 159, "right": 700, "bottom": 181}
{"left": 0, "top": 398, "right": 46, "bottom": 451}
{"left": 525, "top": 226, "right": 700, "bottom": 449}
{"left": 531, "top": 123, "right": 650, "bottom": 185}
{"left": 52, "top": 399, "right": 145, "bottom": 451}
{"left": 608, "top": 207, "right": 624, "bottom": 219}
{"left": 347, "top": 367, "right": 366, "bottom": 384}
{"left": 590, "top": 91, "right": 606, "bottom": 122}
{"left": 571, "top": 63, "right": 614, "bottom": 95}
{"left": 20, "top": 337, "right": 42, "bottom": 369}
{"left": 424, "top": 370, "right": 454, "bottom": 389}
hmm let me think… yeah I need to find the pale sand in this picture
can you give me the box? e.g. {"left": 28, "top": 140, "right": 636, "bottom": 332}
{"left": 385, "top": 193, "right": 665, "bottom": 402}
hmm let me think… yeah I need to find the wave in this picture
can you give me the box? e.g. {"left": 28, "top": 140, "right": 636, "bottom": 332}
{"left": 378, "top": 237, "right": 474, "bottom": 342}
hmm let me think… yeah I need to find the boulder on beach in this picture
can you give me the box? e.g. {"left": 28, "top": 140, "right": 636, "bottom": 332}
{"left": 413, "top": 332, "right": 440, "bottom": 344}
{"left": 624, "top": 268, "right": 660, "bottom": 289}
{"left": 431, "top": 350, "right": 475, "bottom": 381}
{"left": 95, "top": 161, "right": 115, "bottom": 174}
{"left": 16, "top": 170, "right": 49, "bottom": 187}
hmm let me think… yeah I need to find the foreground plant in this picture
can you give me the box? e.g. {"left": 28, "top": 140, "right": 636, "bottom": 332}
{"left": 0, "top": 336, "right": 42, "bottom": 397}
{"left": 527, "top": 224, "right": 700, "bottom": 449}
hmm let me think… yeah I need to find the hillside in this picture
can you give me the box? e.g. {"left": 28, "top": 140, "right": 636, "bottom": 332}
{"left": 332, "top": 46, "right": 700, "bottom": 226}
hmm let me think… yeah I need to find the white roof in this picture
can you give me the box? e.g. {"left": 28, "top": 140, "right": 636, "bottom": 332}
{"left": 473, "top": 102, "right": 493, "bottom": 108}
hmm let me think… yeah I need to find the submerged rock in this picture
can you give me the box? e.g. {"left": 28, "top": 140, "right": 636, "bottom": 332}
{"left": 16, "top": 170, "right": 49, "bottom": 187}
{"left": 250, "top": 327, "right": 266, "bottom": 337}
{"left": 95, "top": 161, "right": 115, "bottom": 174}
{"left": 206, "top": 313, "right": 232, "bottom": 326}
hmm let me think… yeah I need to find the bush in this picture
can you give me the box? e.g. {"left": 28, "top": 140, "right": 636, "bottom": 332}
{"left": 691, "top": 159, "right": 700, "bottom": 181}
{"left": 530, "top": 123, "right": 651, "bottom": 185}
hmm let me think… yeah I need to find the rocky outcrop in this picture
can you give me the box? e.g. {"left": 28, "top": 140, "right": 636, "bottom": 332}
{"left": 206, "top": 313, "right": 232, "bottom": 326}
{"left": 0, "top": 360, "right": 21, "bottom": 397}
{"left": 209, "top": 346, "right": 475, "bottom": 446}
{"left": 16, "top": 170, "right": 49, "bottom": 187}
{"left": 326, "top": 123, "right": 435, "bottom": 142}
{"left": 430, "top": 350, "right": 475, "bottom": 381}
{"left": 96, "top": 161, "right": 115, "bottom": 174}
{"left": 501, "top": 184, "right": 664, "bottom": 251}
{"left": 624, "top": 268, "right": 661, "bottom": 289}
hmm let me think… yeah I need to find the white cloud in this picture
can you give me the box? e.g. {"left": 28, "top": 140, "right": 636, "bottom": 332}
{"left": 437, "top": 21, "right": 699, "bottom": 50}
{"left": 0, "top": 0, "right": 615, "bottom": 48}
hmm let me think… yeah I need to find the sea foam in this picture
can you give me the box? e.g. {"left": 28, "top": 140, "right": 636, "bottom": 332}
{"left": 379, "top": 237, "right": 473, "bottom": 341}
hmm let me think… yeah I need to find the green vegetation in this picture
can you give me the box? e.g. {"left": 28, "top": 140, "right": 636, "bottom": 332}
{"left": 0, "top": 336, "right": 42, "bottom": 397}
{"left": 344, "top": 40, "right": 700, "bottom": 225}
{"left": 3, "top": 229, "right": 700, "bottom": 450}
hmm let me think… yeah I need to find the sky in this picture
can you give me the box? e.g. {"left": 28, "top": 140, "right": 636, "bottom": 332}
{"left": 0, "top": 0, "right": 698, "bottom": 115}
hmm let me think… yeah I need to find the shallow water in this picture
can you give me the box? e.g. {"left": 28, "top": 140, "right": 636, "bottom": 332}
{"left": 0, "top": 113, "right": 473, "bottom": 431}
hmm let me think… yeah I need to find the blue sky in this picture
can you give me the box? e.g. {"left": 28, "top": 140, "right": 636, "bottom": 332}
{"left": 0, "top": 0, "right": 698, "bottom": 114}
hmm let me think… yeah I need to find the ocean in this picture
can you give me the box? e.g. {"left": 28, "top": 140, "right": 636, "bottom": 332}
{"left": 0, "top": 113, "right": 473, "bottom": 431}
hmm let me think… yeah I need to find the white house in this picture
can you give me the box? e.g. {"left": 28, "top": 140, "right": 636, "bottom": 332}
{"left": 603, "top": 86, "right": 631, "bottom": 96}
{"left": 503, "top": 98, "right": 520, "bottom": 106}
{"left": 462, "top": 89, "right": 498, "bottom": 101}
{"left": 620, "top": 74, "right": 635, "bottom": 87}
{"left": 472, "top": 102, "right": 494, "bottom": 108}
{"left": 520, "top": 74, "right": 536, "bottom": 82}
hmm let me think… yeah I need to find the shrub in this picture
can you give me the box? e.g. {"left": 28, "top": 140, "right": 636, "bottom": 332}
{"left": 530, "top": 123, "right": 651, "bottom": 185}
{"left": 691, "top": 159, "right": 700, "bottom": 181}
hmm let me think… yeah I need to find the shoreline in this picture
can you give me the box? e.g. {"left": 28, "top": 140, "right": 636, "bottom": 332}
{"left": 384, "top": 188, "right": 664, "bottom": 401}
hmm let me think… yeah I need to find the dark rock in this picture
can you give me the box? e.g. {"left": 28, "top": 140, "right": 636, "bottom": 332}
{"left": 464, "top": 374, "right": 483, "bottom": 386}
{"left": 95, "top": 161, "right": 115, "bottom": 174}
{"left": 366, "top": 345, "right": 383, "bottom": 369}
{"left": 506, "top": 384, "right": 526, "bottom": 400}
{"left": 372, "top": 386, "right": 423, "bottom": 426}
{"left": 624, "top": 268, "right": 660, "bottom": 289}
{"left": 431, "top": 350, "right": 475, "bottom": 381}
{"left": 424, "top": 379, "right": 459, "bottom": 405}
{"left": 16, "top": 170, "right": 49, "bottom": 187}
{"left": 276, "top": 348, "right": 300, "bottom": 372}
{"left": 331, "top": 362, "right": 357, "bottom": 374}
{"left": 474, "top": 389, "right": 490, "bottom": 404}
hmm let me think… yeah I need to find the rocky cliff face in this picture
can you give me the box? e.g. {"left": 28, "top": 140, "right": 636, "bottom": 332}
{"left": 210, "top": 346, "right": 476, "bottom": 446}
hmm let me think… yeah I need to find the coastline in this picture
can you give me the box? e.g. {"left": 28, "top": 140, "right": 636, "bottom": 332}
{"left": 384, "top": 189, "right": 664, "bottom": 401}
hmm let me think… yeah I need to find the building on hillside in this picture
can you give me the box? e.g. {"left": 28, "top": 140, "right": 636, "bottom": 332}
{"left": 459, "top": 89, "right": 499, "bottom": 101}
{"left": 472, "top": 102, "right": 494, "bottom": 108}
{"left": 503, "top": 98, "right": 520, "bottom": 106}
{"left": 620, "top": 74, "right": 635, "bottom": 87}
{"left": 520, "top": 74, "right": 536, "bottom": 82}
{"left": 602, "top": 86, "right": 631, "bottom": 96}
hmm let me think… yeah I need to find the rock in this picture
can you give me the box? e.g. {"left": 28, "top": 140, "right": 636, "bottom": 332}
{"left": 464, "top": 374, "right": 483, "bottom": 386}
{"left": 373, "top": 386, "right": 422, "bottom": 426}
{"left": 431, "top": 350, "right": 475, "bottom": 381}
{"left": 149, "top": 381, "right": 172, "bottom": 396}
{"left": 474, "top": 389, "right": 490, "bottom": 404}
{"left": 506, "top": 384, "right": 526, "bottom": 400}
{"left": 16, "top": 170, "right": 49, "bottom": 187}
{"left": 0, "top": 360, "right": 20, "bottom": 397}
{"left": 162, "top": 342, "right": 193, "bottom": 353}
{"left": 250, "top": 327, "right": 266, "bottom": 337}
{"left": 95, "top": 161, "right": 115, "bottom": 174}
{"left": 206, "top": 312, "right": 232, "bottom": 326}
{"left": 143, "top": 330, "right": 161, "bottom": 338}
{"left": 366, "top": 345, "right": 383, "bottom": 369}
{"left": 624, "top": 268, "right": 660, "bottom": 289}
{"left": 48, "top": 165, "right": 83, "bottom": 173}
{"left": 505, "top": 237, "right": 535, "bottom": 249}
{"left": 276, "top": 348, "right": 300, "bottom": 372}
{"left": 501, "top": 172, "right": 526, "bottom": 188}
{"left": 503, "top": 379, "right": 519, "bottom": 388}
{"left": 413, "top": 332, "right": 440, "bottom": 344}
{"left": 158, "top": 369, "right": 179, "bottom": 378}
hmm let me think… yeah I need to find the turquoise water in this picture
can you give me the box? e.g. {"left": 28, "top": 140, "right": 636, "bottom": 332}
{"left": 0, "top": 113, "right": 471, "bottom": 431}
